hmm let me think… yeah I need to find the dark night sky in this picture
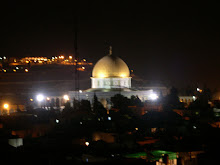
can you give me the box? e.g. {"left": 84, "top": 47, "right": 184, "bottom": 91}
{"left": 1, "top": 1, "right": 220, "bottom": 89}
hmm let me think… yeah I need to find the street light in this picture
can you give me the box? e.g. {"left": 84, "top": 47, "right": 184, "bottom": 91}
{"left": 3, "top": 103, "right": 9, "bottom": 109}
{"left": 63, "top": 95, "right": 69, "bottom": 101}
{"left": 149, "top": 93, "right": 158, "bottom": 100}
{"left": 36, "top": 94, "right": 44, "bottom": 102}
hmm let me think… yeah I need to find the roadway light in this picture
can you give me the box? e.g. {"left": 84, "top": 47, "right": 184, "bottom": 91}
{"left": 36, "top": 94, "right": 44, "bottom": 102}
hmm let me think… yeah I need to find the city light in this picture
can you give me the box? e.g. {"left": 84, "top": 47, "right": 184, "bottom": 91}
{"left": 3, "top": 103, "right": 9, "bottom": 109}
{"left": 30, "top": 99, "right": 33, "bottom": 101}
{"left": 79, "top": 90, "right": 82, "bottom": 93}
{"left": 85, "top": 142, "right": 89, "bottom": 146}
{"left": 69, "top": 56, "right": 72, "bottom": 59}
{"left": 82, "top": 66, "right": 85, "bottom": 70}
{"left": 149, "top": 93, "right": 158, "bottom": 100}
{"left": 63, "top": 95, "right": 69, "bottom": 101}
{"left": 25, "top": 69, "right": 29, "bottom": 72}
{"left": 36, "top": 94, "right": 44, "bottom": 102}
{"left": 46, "top": 97, "right": 50, "bottom": 101}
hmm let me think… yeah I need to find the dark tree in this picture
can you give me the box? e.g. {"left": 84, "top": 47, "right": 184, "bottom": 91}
{"left": 163, "top": 86, "right": 181, "bottom": 109}
{"left": 80, "top": 100, "right": 91, "bottom": 112}
{"left": 93, "top": 94, "right": 107, "bottom": 118}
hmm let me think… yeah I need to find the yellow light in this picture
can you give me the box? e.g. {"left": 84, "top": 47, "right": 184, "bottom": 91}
{"left": 13, "top": 69, "right": 16, "bottom": 72}
{"left": 82, "top": 67, "right": 85, "bottom": 70}
{"left": 26, "top": 60, "right": 29, "bottom": 63}
{"left": 99, "top": 73, "right": 105, "bottom": 78}
{"left": 3, "top": 69, "right": 6, "bottom": 72}
{"left": 14, "top": 59, "right": 16, "bottom": 62}
{"left": 30, "top": 99, "right": 33, "bottom": 101}
{"left": 46, "top": 97, "right": 50, "bottom": 101}
{"left": 120, "top": 74, "right": 126, "bottom": 77}
{"left": 3, "top": 104, "right": 9, "bottom": 109}
{"left": 83, "top": 59, "right": 86, "bottom": 61}
{"left": 60, "top": 55, "right": 64, "bottom": 59}
{"left": 25, "top": 69, "right": 28, "bottom": 72}
{"left": 69, "top": 56, "right": 72, "bottom": 59}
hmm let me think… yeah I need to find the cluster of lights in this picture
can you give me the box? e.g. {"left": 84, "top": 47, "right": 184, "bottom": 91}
{"left": 35, "top": 94, "right": 70, "bottom": 102}
{"left": 0, "top": 56, "right": 6, "bottom": 60}
{"left": 197, "top": 88, "right": 202, "bottom": 93}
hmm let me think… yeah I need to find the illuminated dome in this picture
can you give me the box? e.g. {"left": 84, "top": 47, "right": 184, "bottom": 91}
{"left": 92, "top": 55, "right": 130, "bottom": 78}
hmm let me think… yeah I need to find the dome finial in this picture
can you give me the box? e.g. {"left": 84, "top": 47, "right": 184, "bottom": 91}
{"left": 109, "top": 46, "right": 112, "bottom": 55}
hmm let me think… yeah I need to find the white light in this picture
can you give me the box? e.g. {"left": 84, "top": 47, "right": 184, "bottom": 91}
{"left": 193, "top": 96, "right": 196, "bottom": 101}
{"left": 80, "top": 121, "right": 82, "bottom": 124}
{"left": 16, "top": 67, "right": 19, "bottom": 69}
{"left": 36, "top": 94, "right": 44, "bottom": 102}
{"left": 85, "top": 141, "right": 89, "bottom": 146}
{"left": 197, "top": 88, "right": 200, "bottom": 91}
{"left": 79, "top": 90, "right": 82, "bottom": 93}
{"left": 3, "top": 56, "right": 6, "bottom": 59}
{"left": 108, "top": 116, "right": 111, "bottom": 121}
{"left": 193, "top": 126, "right": 196, "bottom": 129}
{"left": 149, "top": 93, "right": 158, "bottom": 100}
{"left": 56, "top": 119, "right": 59, "bottom": 123}
{"left": 63, "top": 95, "right": 69, "bottom": 100}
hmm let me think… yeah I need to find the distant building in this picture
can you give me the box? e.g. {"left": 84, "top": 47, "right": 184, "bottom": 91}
{"left": 57, "top": 47, "right": 169, "bottom": 108}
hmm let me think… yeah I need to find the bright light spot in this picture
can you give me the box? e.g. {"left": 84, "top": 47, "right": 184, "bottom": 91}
{"left": 149, "top": 93, "right": 158, "bottom": 100}
{"left": 69, "top": 56, "right": 72, "bottom": 59}
{"left": 85, "top": 142, "right": 89, "bottom": 146}
{"left": 56, "top": 119, "right": 59, "bottom": 123}
{"left": 197, "top": 88, "right": 200, "bottom": 91}
{"left": 193, "top": 96, "right": 196, "bottom": 101}
{"left": 99, "top": 73, "right": 105, "bottom": 78}
{"left": 26, "top": 60, "right": 29, "bottom": 63}
{"left": 30, "top": 99, "right": 33, "bottom": 101}
{"left": 0, "top": 57, "right": 2, "bottom": 60}
{"left": 63, "top": 95, "right": 69, "bottom": 100}
{"left": 108, "top": 116, "right": 111, "bottom": 121}
{"left": 83, "top": 59, "right": 86, "bottom": 61}
{"left": 13, "top": 69, "right": 16, "bottom": 72}
{"left": 120, "top": 74, "right": 126, "bottom": 77}
{"left": 16, "top": 67, "right": 19, "bottom": 69}
{"left": 135, "top": 128, "right": 138, "bottom": 131}
{"left": 3, "top": 69, "right": 6, "bottom": 73}
{"left": 3, "top": 104, "right": 9, "bottom": 109}
{"left": 79, "top": 90, "right": 82, "bottom": 93}
{"left": 52, "top": 57, "right": 55, "bottom": 60}
{"left": 82, "top": 66, "right": 85, "bottom": 70}
{"left": 36, "top": 94, "right": 44, "bottom": 102}
{"left": 46, "top": 97, "right": 50, "bottom": 101}
{"left": 193, "top": 126, "right": 196, "bottom": 129}
{"left": 80, "top": 121, "right": 82, "bottom": 124}
{"left": 25, "top": 69, "right": 28, "bottom": 72}
{"left": 3, "top": 56, "right": 6, "bottom": 59}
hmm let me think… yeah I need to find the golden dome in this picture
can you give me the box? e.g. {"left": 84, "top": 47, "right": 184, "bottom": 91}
{"left": 92, "top": 54, "right": 130, "bottom": 78}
